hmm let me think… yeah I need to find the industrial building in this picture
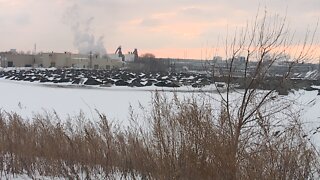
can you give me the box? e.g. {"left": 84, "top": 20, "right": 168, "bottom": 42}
{"left": 0, "top": 49, "right": 135, "bottom": 69}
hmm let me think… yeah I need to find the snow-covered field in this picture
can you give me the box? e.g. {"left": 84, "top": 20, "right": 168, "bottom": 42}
{"left": 0, "top": 78, "right": 152, "bottom": 125}
{"left": 0, "top": 78, "right": 214, "bottom": 125}
{"left": 0, "top": 77, "right": 320, "bottom": 139}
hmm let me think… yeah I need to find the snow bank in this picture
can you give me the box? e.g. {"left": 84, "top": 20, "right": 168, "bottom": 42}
{"left": 1, "top": 79, "right": 320, "bottom": 144}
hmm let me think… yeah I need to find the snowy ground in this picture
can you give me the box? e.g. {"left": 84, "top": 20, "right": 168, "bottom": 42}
{"left": 0, "top": 78, "right": 214, "bottom": 126}
{"left": 287, "top": 89, "right": 320, "bottom": 145}
{"left": 0, "top": 78, "right": 149, "bottom": 125}
{"left": 0, "top": 77, "right": 319, "bottom": 126}
{"left": 0, "top": 77, "right": 319, "bottom": 135}
{"left": 1, "top": 77, "right": 319, "bottom": 123}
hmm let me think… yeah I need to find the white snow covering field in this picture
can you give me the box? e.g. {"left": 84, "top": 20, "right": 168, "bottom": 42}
{"left": 0, "top": 78, "right": 219, "bottom": 125}
{"left": 0, "top": 78, "right": 152, "bottom": 125}
{"left": 0, "top": 78, "right": 320, "bottom": 131}
{"left": 0, "top": 78, "right": 320, "bottom": 126}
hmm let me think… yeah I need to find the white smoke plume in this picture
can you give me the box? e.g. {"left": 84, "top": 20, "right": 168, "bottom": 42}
{"left": 62, "top": 5, "right": 107, "bottom": 55}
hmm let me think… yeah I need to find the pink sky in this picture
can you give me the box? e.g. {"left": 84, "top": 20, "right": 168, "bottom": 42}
{"left": 0, "top": 0, "right": 319, "bottom": 60}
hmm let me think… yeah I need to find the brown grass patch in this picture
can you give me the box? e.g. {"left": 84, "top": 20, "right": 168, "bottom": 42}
{"left": 0, "top": 93, "right": 319, "bottom": 179}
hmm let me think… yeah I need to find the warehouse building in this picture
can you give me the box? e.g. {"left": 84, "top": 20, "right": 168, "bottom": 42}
{"left": 0, "top": 50, "right": 126, "bottom": 69}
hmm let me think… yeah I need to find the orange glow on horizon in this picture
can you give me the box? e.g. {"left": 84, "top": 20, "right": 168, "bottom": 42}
{"left": 139, "top": 47, "right": 224, "bottom": 60}
{"left": 140, "top": 44, "right": 320, "bottom": 62}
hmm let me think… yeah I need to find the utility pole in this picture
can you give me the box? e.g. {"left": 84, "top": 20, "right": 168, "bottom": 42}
{"left": 34, "top": 43, "right": 37, "bottom": 55}
{"left": 89, "top": 51, "right": 93, "bottom": 69}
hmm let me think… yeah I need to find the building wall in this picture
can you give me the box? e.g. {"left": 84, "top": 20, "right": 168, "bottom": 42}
{"left": 107, "top": 54, "right": 122, "bottom": 61}
{"left": 68, "top": 55, "right": 89, "bottom": 68}
{"left": 124, "top": 54, "right": 135, "bottom": 62}
{"left": 37, "top": 52, "right": 71, "bottom": 68}
{"left": 35, "top": 53, "right": 48, "bottom": 67}
{"left": 106, "top": 54, "right": 135, "bottom": 62}
{"left": 0, "top": 52, "right": 127, "bottom": 69}
{"left": 93, "top": 57, "right": 123, "bottom": 69}
{"left": 0, "top": 53, "right": 35, "bottom": 67}
{"left": 66, "top": 54, "right": 123, "bottom": 69}
{"left": 53, "top": 53, "right": 71, "bottom": 68}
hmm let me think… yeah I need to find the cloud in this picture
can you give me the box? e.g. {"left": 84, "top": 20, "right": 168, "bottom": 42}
{"left": 0, "top": 0, "right": 319, "bottom": 59}
{"left": 139, "top": 18, "right": 161, "bottom": 27}
{"left": 14, "top": 13, "right": 30, "bottom": 26}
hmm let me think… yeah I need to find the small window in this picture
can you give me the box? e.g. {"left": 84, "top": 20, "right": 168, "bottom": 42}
{"left": 94, "top": 64, "right": 99, "bottom": 69}
{"left": 7, "top": 61, "right": 13, "bottom": 67}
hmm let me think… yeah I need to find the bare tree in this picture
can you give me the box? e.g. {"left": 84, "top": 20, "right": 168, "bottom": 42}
{"left": 211, "top": 10, "right": 319, "bottom": 178}
{"left": 140, "top": 53, "right": 156, "bottom": 59}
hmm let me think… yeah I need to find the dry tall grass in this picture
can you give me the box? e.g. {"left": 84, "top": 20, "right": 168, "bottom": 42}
{"left": 0, "top": 91, "right": 318, "bottom": 179}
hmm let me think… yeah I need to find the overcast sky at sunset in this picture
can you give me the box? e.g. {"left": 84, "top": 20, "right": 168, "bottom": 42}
{"left": 0, "top": 0, "right": 319, "bottom": 59}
